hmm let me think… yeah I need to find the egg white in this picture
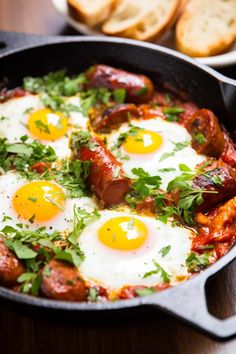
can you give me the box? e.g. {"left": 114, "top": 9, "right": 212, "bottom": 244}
{"left": 0, "top": 95, "right": 89, "bottom": 159}
{"left": 78, "top": 210, "right": 192, "bottom": 290}
{"left": 0, "top": 172, "right": 96, "bottom": 233}
{"left": 106, "top": 118, "right": 206, "bottom": 190}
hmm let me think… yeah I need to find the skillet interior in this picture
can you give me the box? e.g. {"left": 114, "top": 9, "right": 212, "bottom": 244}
{"left": 0, "top": 35, "right": 236, "bottom": 338}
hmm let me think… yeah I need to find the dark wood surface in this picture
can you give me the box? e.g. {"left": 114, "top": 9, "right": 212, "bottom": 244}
{"left": 0, "top": 0, "right": 236, "bottom": 353}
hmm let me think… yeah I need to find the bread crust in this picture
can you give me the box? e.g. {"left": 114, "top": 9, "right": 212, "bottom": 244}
{"left": 67, "top": 0, "right": 121, "bottom": 27}
{"left": 102, "top": 0, "right": 181, "bottom": 42}
{"left": 176, "top": 0, "right": 236, "bottom": 57}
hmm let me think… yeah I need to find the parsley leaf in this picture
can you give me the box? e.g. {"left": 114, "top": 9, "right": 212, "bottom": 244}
{"left": 68, "top": 206, "right": 100, "bottom": 245}
{"left": 186, "top": 252, "right": 212, "bottom": 272}
{"left": 143, "top": 260, "right": 171, "bottom": 283}
{"left": 194, "top": 133, "right": 206, "bottom": 145}
{"left": 131, "top": 168, "right": 162, "bottom": 200}
{"left": 87, "top": 287, "right": 99, "bottom": 302}
{"left": 159, "top": 140, "right": 189, "bottom": 162}
{"left": 0, "top": 138, "right": 56, "bottom": 174}
{"left": 159, "top": 245, "right": 171, "bottom": 257}
{"left": 23, "top": 70, "right": 86, "bottom": 96}
{"left": 163, "top": 107, "right": 185, "bottom": 122}
{"left": 113, "top": 88, "right": 126, "bottom": 104}
{"left": 111, "top": 126, "right": 142, "bottom": 151}
{"left": 135, "top": 288, "right": 156, "bottom": 297}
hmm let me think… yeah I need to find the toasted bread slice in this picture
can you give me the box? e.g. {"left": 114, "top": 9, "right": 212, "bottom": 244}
{"left": 67, "top": 0, "right": 121, "bottom": 27}
{"left": 176, "top": 0, "right": 236, "bottom": 57}
{"left": 102, "top": 0, "right": 180, "bottom": 42}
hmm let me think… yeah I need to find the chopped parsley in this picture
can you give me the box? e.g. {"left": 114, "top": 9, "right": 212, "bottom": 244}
{"left": 0, "top": 115, "right": 9, "bottom": 121}
{"left": 129, "top": 168, "right": 162, "bottom": 200}
{"left": 163, "top": 107, "right": 185, "bottom": 122}
{"left": 135, "top": 287, "right": 156, "bottom": 297}
{"left": 0, "top": 137, "right": 56, "bottom": 174}
{"left": 143, "top": 260, "right": 171, "bottom": 283}
{"left": 111, "top": 125, "right": 142, "bottom": 151}
{"left": 35, "top": 119, "right": 51, "bottom": 134}
{"left": 113, "top": 88, "right": 126, "bottom": 104}
{"left": 159, "top": 140, "right": 189, "bottom": 162}
{"left": 1, "top": 206, "right": 99, "bottom": 295}
{"left": 159, "top": 245, "right": 171, "bottom": 257}
{"left": 211, "top": 175, "right": 223, "bottom": 186}
{"left": 23, "top": 107, "right": 34, "bottom": 114}
{"left": 135, "top": 87, "right": 148, "bottom": 96}
{"left": 186, "top": 252, "right": 212, "bottom": 272}
{"left": 68, "top": 206, "right": 100, "bottom": 245}
{"left": 87, "top": 287, "right": 99, "bottom": 302}
{"left": 166, "top": 168, "right": 218, "bottom": 224}
{"left": 194, "top": 133, "right": 206, "bottom": 145}
{"left": 23, "top": 70, "right": 87, "bottom": 97}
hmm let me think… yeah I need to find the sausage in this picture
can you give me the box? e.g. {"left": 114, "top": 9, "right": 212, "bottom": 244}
{"left": 220, "top": 130, "right": 236, "bottom": 168}
{"left": 194, "top": 196, "right": 236, "bottom": 251}
{"left": 41, "top": 259, "right": 87, "bottom": 301}
{"left": 0, "top": 238, "right": 25, "bottom": 286}
{"left": 136, "top": 196, "right": 156, "bottom": 215}
{"left": 185, "top": 109, "right": 225, "bottom": 157}
{"left": 86, "top": 65, "right": 154, "bottom": 103}
{"left": 90, "top": 103, "right": 139, "bottom": 133}
{"left": 78, "top": 136, "right": 131, "bottom": 207}
{"left": 192, "top": 164, "right": 236, "bottom": 212}
{"left": 0, "top": 87, "right": 28, "bottom": 103}
{"left": 31, "top": 161, "right": 49, "bottom": 174}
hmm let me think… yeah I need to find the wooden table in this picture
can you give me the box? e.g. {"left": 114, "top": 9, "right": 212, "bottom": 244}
{"left": 0, "top": 0, "right": 236, "bottom": 353}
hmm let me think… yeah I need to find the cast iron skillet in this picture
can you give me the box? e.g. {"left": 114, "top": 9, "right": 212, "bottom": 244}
{"left": 0, "top": 31, "right": 236, "bottom": 339}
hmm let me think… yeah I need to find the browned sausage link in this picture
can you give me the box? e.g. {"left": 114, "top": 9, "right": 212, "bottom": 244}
{"left": 90, "top": 103, "right": 139, "bottom": 133}
{"left": 185, "top": 109, "right": 225, "bottom": 157}
{"left": 78, "top": 136, "right": 131, "bottom": 207}
{"left": 0, "top": 87, "right": 28, "bottom": 103}
{"left": 0, "top": 238, "right": 25, "bottom": 286}
{"left": 220, "top": 130, "right": 236, "bottom": 168}
{"left": 192, "top": 164, "right": 236, "bottom": 212}
{"left": 86, "top": 65, "right": 154, "bottom": 103}
{"left": 135, "top": 196, "right": 156, "bottom": 215}
{"left": 41, "top": 259, "right": 87, "bottom": 301}
{"left": 101, "top": 103, "right": 139, "bottom": 132}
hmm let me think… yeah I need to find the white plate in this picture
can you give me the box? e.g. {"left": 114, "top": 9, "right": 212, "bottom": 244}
{"left": 51, "top": 0, "right": 236, "bottom": 68}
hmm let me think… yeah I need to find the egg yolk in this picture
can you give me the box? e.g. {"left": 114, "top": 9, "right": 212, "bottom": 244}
{"left": 28, "top": 108, "right": 68, "bottom": 140}
{"left": 98, "top": 216, "right": 148, "bottom": 251}
{"left": 13, "top": 181, "right": 66, "bottom": 222}
{"left": 123, "top": 129, "right": 163, "bottom": 154}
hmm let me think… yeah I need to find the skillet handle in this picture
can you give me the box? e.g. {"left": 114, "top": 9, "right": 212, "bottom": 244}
{"left": 0, "top": 31, "right": 60, "bottom": 56}
{"left": 144, "top": 253, "right": 236, "bottom": 339}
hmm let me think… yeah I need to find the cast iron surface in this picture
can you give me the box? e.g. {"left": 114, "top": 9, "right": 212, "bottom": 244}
{"left": 0, "top": 31, "right": 236, "bottom": 339}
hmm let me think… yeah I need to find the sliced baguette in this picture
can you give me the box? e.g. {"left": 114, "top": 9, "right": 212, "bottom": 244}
{"left": 67, "top": 0, "right": 121, "bottom": 27}
{"left": 102, "top": 0, "right": 180, "bottom": 42}
{"left": 176, "top": 0, "right": 236, "bottom": 57}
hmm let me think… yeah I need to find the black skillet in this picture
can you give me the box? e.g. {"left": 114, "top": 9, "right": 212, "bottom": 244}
{"left": 0, "top": 31, "right": 236, "bottom": 339}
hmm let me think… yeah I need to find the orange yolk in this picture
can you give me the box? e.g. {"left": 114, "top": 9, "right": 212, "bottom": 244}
{"left": 98, "top": 216, "right": 148, "bottom": 251}
{"left": 13, "top": 181, "right": 66, "bottom": 222}
{"left": 28, "top": 108, "right": 68, "bottom": 141}
{"left": 123, "top": 129, "right": 163, "bottom": 154}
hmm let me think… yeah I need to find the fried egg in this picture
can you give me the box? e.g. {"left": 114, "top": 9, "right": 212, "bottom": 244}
{"left": 106, "top": 118, "right": 206, "bottom": 190}
{"left": 0, "top": 95, "right": 88, "bottom": 159}
{"left": 0, "top": 172, "right": 96, "bottom": 232}
{"left": 78, "top": 210, "right": 192, "bottom": 291}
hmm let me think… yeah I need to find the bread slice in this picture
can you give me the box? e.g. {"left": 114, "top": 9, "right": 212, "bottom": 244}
{"left": 67, "top": 0, "right": 121, "bottom": 27}
{"left": 102, "top": 0, "right": 181, "bottom": 42}
{"left": 176, "top": 0, "right": 236, "bottom": 57}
